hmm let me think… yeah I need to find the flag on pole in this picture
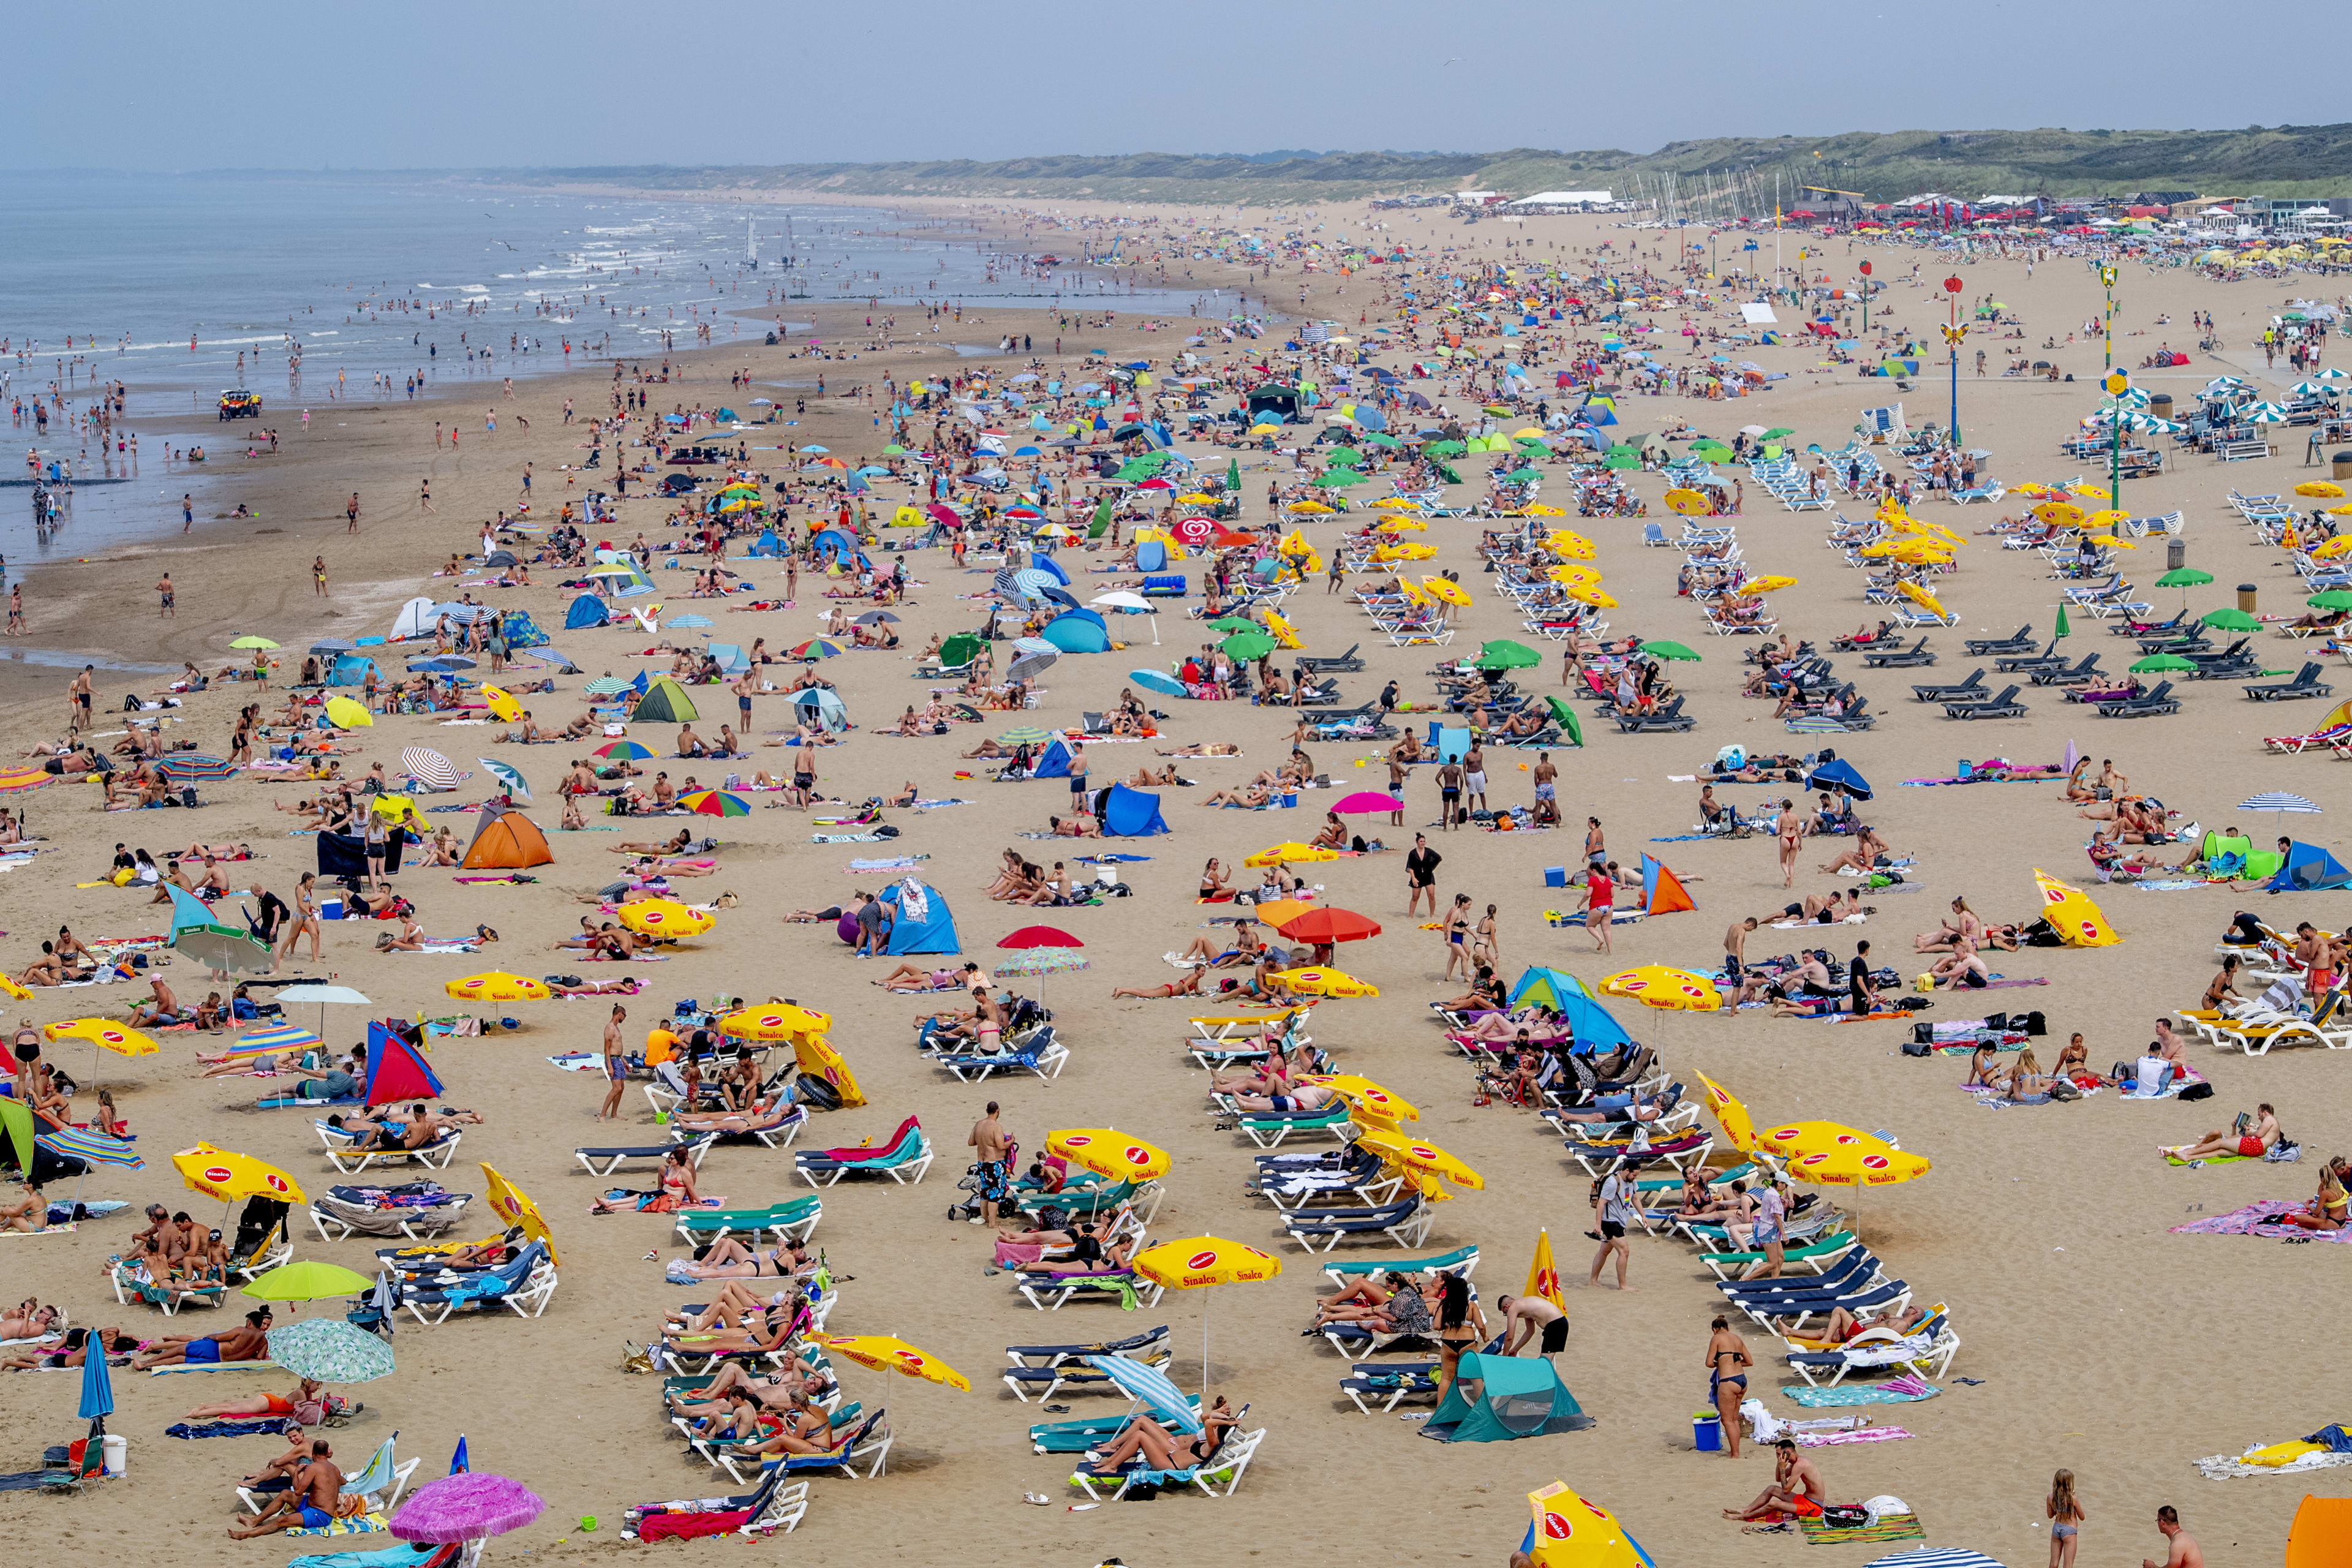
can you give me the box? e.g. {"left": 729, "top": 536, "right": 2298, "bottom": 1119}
{"left": 1526, "top": 1229, "right": 1564, "bottom": 1311}
{"left": 448, "top": 1434, "right": 469, "bottom": 1476}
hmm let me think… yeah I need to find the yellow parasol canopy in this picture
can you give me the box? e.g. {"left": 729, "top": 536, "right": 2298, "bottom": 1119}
{"left": 2297, "top": 481, "right": 2347, "bottom": 499}
{"left": 815, "top": 1333, "right": 971, "bottom": 1392}
{"left": 43, "top": 1019, "right": 158, "bottom": 1057}
{"left": 1286, "top": 500, "right": 1335, "bottom": 514}
{"left": 1756, "top": 1123, "right": 1932, "bottom": 1188}
{"left": 1047, "top": 1128, "right": 1172, "bottom": 1183}
{"left": 1741, "top": 574, "right": 1798, "bottom": 595}
{"left": 175, "top": 1142, "right": 305, "bottom": 1205}
{"left": 1663, "top": 488, "right": 1713, "bottom": 517}
{"left": 617, "top": 899, "right": 715, "bottom": 938}
{"left": 1302, "top": 1074, "right": 1420, "bottom": 1121}
{"left": 1244, "top": 842, "right": 1338, "bottom": 867}
{"left": 2318, "top": 533, "right": 2352, "bottom": 559}
{"left": 1419, "top": 575, "right": 1472, "bottom": 607}
{"left": 1523, "top": 503, "right": 1567, "bottom": 517}
{"left": 1269, "top": 966, "right": 1380, "bottom": 998}
{"left": 717, "top": 1005, "right": 834, "bottom": 1041}
{"left": 1526, "top": 1481, "right": 1649, "bottom": 1568}
{"left": 479, "top": 685, "right": 521, "bottom": 723}
{"left": 323, "top": 696, "right": 373, "bottom": 729}
{"left": 1694, "top": 1072, "right": 1757, "bottom": 1154}
{"left": 1132, "top": 1235, "right": 1283, "bottom": 1290}
{"left": 1545, "top": 529, "right": 1598, "bottom": 559}
{"left": 480, "top": 1161, "right": 559, "bottom": 1268}
{"left": 1898, "top": 582, "right": 1948, "bottom": 619}
{"left": 444, "top": 971, "right": 551, "bottom": 1002}
{"left": 2032, "top": 500, "right": 2087, "bottom": 528}
{"left": 792, "top": 1033, "right": 866, "bottom": 1107}
{"left": 1558, "top": 583, "right": 1617, "bottom": 608}
{"left": 1597, "top": 966, "right": 1723, "bottom": 1011}
{"left": 1354, "top": 1126, "right": 1483, "bottom": 1189}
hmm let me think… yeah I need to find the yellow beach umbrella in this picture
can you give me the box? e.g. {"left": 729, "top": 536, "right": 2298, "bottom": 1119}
{"left": 1523, "top": 503, "right": 1567, "bottom": 517}
{"left": 1302, "top": 1074, "right": 1420, "bottom": 1122}
{"left": 1132, "top": 1236, "right": 1284, "bottom": 1395}
{"left": 1243, "top": 842, "right": 1338, "bottom": 867}
{"left": 480, "top": 1161, "right": 558, "bottom": 1267}
{"left": 174, "top": 1142, "right": 306, "bottom": 1207}
{"left": 815, "top": 1333, "right": 971, "bottom": 1392}
{"left": 1177, "top": 493, "right": 1217, "bottom": 505}
{"left": 1558, "top": 584, "right": 1618, "bottom": 608}
{"left": 323, "top": 696, "right": 373, "bottom": 729}
{"left": 792, "top": 1033, "right": 866, "bottom": 1108}
{"left": 2315, "top": 534, "right": 2352, "bottom": 560}
{"left": 479, "top": 685, "right": 521, "bottom": 723}
{"left": 44, "top": 1019, "right": 159, "bottom": 1057}
{"left": 1527, "top": 1481, "right": 1649, "bottom": 1568}
{"left": 1757, "top": 1122, "right": 1932, "bottom": 1188}
{"left": 1597, "top": 966, "right": 1723, "bottom": 1011}
{"left": 1371, "top": 497, "right": 1421, "bottom": 511}
{"left": 1545, "top": 529, "right": 1597, "bottom": 559}
{"left": 2032, "top": 500, "right": 2086, "bottom": 528}
{"left": 1694, "top": 1072, "right": 1757, "bottom": 1155}
{"left": 1663, "top": 487, "right": 1712, "bottom": 516}
{"left": 1549, "top": 563, "right": 1604, "bottom": 585}
{"left": 2297, "top": 481, "right": 2347, "bottom": 499}
{"left": 1047, "top": 1128, "right": 1172, "bottom": 1183}
{"left": 2083, "top": 510, "right": 2131, "bottom": 530}
{"left": 1420, "top": 575, "right": 1472, "bottom": 608}
{"left": 1270, "top": 966, "right": 1379, "bottom": 998}
{"left": 443, "top": 971, "right": 551, "bottom": 1003}
{"left": 1286, "top": 500, "right": 1335, "bottom": 514}
{"left": 717, "top": 1005, "right": 834, "bottom": 1041}
{"left": 616, "top": 899, "right": 715, "bottom": 938}
{"left": 2326, "top": 505, "right": 2352, "bottom": 522}
{"left": 2069, "top": 483, "right": 2111, "bottom": 502}
{"left": 1743, "top": 574, "right": 1799, "bottom": 595}
{"left": 1354, "top": 1126, "right": 1483, "bottom": 1189}
{"left": 1898, "top": 582, "right": 1948, "bottom": 619}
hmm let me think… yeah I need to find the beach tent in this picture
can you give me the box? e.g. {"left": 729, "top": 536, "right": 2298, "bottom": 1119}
{"left": 328, "top": 656, "right": 379, "bottom": 687}
{"left": 390, "top": 597, "right": 439, "bottom": 641}
{"left": 791, "top": 687, "right": 848, "bottom": 733}
{"left": 1420, "top": 1353, "right": 1594, "bottom": 1442}
{"left": 2031, "top": 869, "right": 2119, "bottom": 947}
{"left": 633, "top": 676, "right": 699, "bottom": 723}
{"left": 810, "top": 528, "right": 864, "bottom": 567}
{"left": 501, "top": 611, "right": 549, "bottom": 649}
{"left": 1030, "top": 554, "right": 1072, "bottom": 586}
{"left": 1136, "top": 539, "right": 1169, "bottom": 572}
{"left": 317, "top": 832, "right": 394, "bottom": 882}
{"left": 2267, "top": 841, "right": 2352, "bottom": 892}
{"left": 881, "top": 878, "right": 960, "bottom": 956}
{"left": 1042, "top": 611, "right": 1112, "bottom": 654}
{"left": 462, "top": 804, "right": 554, "bottom": 870}
{"left": 1505, "top": 967, "right": 1633, "bottom": 1051}
{"left": 1030, "top": 738, "right": 1076, "bottom": 779}
{"left": 1509, "top": 967, "right": 1593, "bottom": 1012}
{"left": 564, "top": 594, "right": 609, "bottom": 630}
{"left": 2289, "top": 1496, "right": 2352, "bottom": 1568}
{"left": 1102, "top": 783, "right": 1170, "bottom": 837}
{"left": 1639, "top": 856, "right": 1696, "bottom": 915}
{"left": 364, "top": 1022, "right": 445, "bottom": 1109}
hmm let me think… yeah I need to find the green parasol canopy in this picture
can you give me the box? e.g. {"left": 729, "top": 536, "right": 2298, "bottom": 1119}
{"left": 939, "top": 633, "right": 982, "bottom": 669}
{"left": 2156, "top": 568, "right": 2214, "bottom": 589}
{"left": 1221, "top": 631, "right": 1279, "bottom": 662}
{"left": 1205, "top": 616, "right": 1260, "bottom": 633}
{"left": 2131, "top": 654, "right": 2197, "bottom": 673}
{"left": 2201, "top": 607, "right": 2261, "bottom": 631}
{"left": 1471, "top": 639, "right": 1541, "bottom": 671}
{"left": 1642, "top": 640, "right": 1702, "bottom": 662}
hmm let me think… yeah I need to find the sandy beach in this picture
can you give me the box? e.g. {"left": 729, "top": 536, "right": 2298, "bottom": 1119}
{"left": 1, "top": 197, "right": 2347, "bottom": 1567}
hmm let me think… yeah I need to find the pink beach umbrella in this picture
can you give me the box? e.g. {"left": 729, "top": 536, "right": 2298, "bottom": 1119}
{"left": 1332, "top": 791, "right": 1403, "bottom": 814}
{"left": 391, "top": 1472, "right": 546, "bottom": 1544}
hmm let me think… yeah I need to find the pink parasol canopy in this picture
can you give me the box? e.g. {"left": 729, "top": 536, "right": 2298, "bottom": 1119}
{"left": 997, "top": 925, "right": 1083, "bottom": 949}
{"left": 1331, "top": 791, "right": 1403, "bottom": 814}
{"left": 391, "top": 1473, "right": 546, "bottom": 1542}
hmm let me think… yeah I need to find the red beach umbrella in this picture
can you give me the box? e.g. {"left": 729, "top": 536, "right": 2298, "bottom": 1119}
{"left": 1275, "top": 907, "right": 1382, "bottom": 944}
{"left": 998, "top": 925, "right": 1084, "bottom": 950}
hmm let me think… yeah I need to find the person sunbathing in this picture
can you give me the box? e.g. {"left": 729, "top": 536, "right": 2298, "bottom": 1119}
{"left": 184, "top": 1376, "right": 323, "bottom": 1423}
{"left": 874, "top": 961, "right": 975, "bottom": 992}
{"left": 668, "top": 1096, "right": 792, "bottom": 1137}
{"left": 0, "top": 1300, "right": 59, "bottom": 1341}
{"left": 1551, "top": 1093, "right": 1670, "bottom": 1126}
{"left": 1157, "top": 742, "right": 1240, "bottom": 758}
{"left": 1085, "top": 1397, "right": 1240, "bottom": 1474}
{"left": 660, "top": 1302, "right": 799, "bottom": 1356}
{"left": 2166, "top": 1103, "right": 2282, "bottom": 1163}
{"left": 731, "top": 1396, "right": 854, "bottom": 1458}
{"left": 1172, "top": 925, "right": 1264, "bottom": 969}
{"left": 616, "top": 829, "right": 697, "bottom": 856}
{"left": 2280, "top": 1155, "right": 2351, "bottom": 1231}
{"left": 1200, "top": 783, "right": 1272, "bottom": 809}
{"left": 1000, "top": 1219, "right": 1135, "bottom": 1270}
{"left": 1916, "top": 897, "right": 1988, "bottom": 953}
{"left": 1817, "top": 825, "right": 1890, "bottom": 875}
{"left": 668, "top": 1352, "right": 831, "bottom": 1417}
{"left": 0, "top": 1325, "right": 137, "bottom": 1371}
{"left": 132, "top": 1308, "right": 273, "bottom": 1369}
{"left": 1455, "top": 1009, "right": 1556, "bottom": 1042}
{"left": 1223, "top": 1079, "right": 1333, "bottom": 1114}
{"left": 1807, "top": 1301, "right": 1929, "bottom": 1346}
{"left": 1207, "top": 1061, "right": 1294, "bottom": 1098}
{"left": 1931, "top": 935, "right": 1991, "bottom": 989}
{"left": 1311, "top": 1273, "right": 1434, "bottom": 1332}
{"left": 227, "top": 1441, "right": 358, "bottom": 1538}
{"left": 1110, "top": 969, "right": 1208, "bottom": 1000}
{"left": 671, "top": 1235, "right": 815, "bottom": 1281}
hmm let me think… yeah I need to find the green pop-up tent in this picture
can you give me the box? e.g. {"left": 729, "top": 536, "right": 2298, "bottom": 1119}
{"left": 1420, "top": 1353, "right": 1594, "bottom": 1442}
{"left": 633, "top": 675, "right": 700, "bottom": 723}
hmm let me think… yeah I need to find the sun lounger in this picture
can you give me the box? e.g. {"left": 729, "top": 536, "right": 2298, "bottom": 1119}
{"left": 1943, "top": 684, "right": 2027, "bottom": 720}
{"left": 1014, "top": 1265, "right": 1166, "bottom": 1313}
{"left": 698, "top": 1408, "right": 892, "bottom": 1487}
{"left": 110, "top": 1262, "right": 229, "bottom": 1315}
{"left": 578, "top": 1132, "right": 718, "bottom": 1177}
{"left": 2095, "top": 680, "right": 2179, "bottom": 717}
{"left": 1697, "top": 1226, "right": 1857, "bottom": 1280}
{"left": 308, "top": 1187, "right": 475, "bottom": 1243}
{"left": 1784, "top": 1311, "right": 1958, "bottom": 1386}
{"left": 315, "top": 1121, "right": 462, "bottom": 1175}
{"left": 1280, "top": 1193, "right": 1433, "bottom": 1253}
{"left": 794, "top": 1117, "right": 933, "bottom": 1187}
{"left": 1563, "top": 1128, "right": 1712, "bottom": 1178}
{"left": 1963, "top": 625, "right": 2033, "bottom": 655}
{"left": 2247, "top": 662, "right": 2334, "bottom": 701}
{"left": 1001, "top": 1343, "right": 1173, "bottom": 1403}
{"left": 672, "top": 1196, "right": 824, "bottom": 1246}
{"left": 1614, "top": 696, "right": 1695, "bottom": 733}
{"left": 1319, "top": 1242, "right": 1478, "bottom": 1287}
{"left": 396, "top": 1242, "right": 557, "bottom": 1325}
{"left": 1005, "top": 1325, "right": 1170, "bottom": 1370}
{"left": 1340, "top": 1362, "right": 1442, "bottom": 1413}
{"left": 622, "top": 1468, "right": 812, "bottom": 1541}
{"left": 239, "top": 1434, "right": 420, "bottom": 1518}
{"left": 1911, "top": 669, "right": 1986, "bottom": 703}
{"left": 938, "top": 1036, "right": 1068, "bottom": 1082}
{"left": 1226, "top": 1102, "right": 1355, "bottom": 1148}
{"left": 1860, "top": 637, "right": 1935, "bottom": 668}
{"left": 673, "top": 1102, "right": 810, "bottom": 1151}
{"left": 1069, "top": 1425, "right": 1265, "bottom": 1501}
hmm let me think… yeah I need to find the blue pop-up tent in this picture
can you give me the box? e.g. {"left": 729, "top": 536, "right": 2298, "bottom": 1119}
{"left": 564, "top": 594, "right": 609, "bottom": 630}
{"left": 1505, "top": 967, "right": 1633, "bottom": 1052}
{"left": 1102, "top": 783, "right": 1169, "bottom": 837}
{"left": 881, "top": 878, "right": 960, "bottom": 955}
{"left": 1030, "top": 738, "right": 1076, "bottom": 778}
{"left": 1420, "top": 1353, "right": 1594, "bottom": 1442}
{"left": 2267, "top": 840, "right": 2352, "bottom": 892}
{"left": 1042, "top": 611, "right": 1111, "bottom": 654}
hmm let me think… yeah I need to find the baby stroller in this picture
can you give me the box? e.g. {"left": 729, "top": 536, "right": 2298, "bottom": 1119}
{"left": 946, "top": 1139, "right": 1019, "bottom": 1224}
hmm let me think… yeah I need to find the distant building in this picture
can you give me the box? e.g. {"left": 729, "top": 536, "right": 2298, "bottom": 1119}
{"left": 1503, "top": 190, "right": 1614, "bottom": 211}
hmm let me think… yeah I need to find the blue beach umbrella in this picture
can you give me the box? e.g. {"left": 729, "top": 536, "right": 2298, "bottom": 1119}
{"left": 1130, "top": 669, "right": 1187, "bottom": 697}
{"left": 1084, "top": 1354, "right": 1202, "bottom": 1434}
{"left": 1804, "top": 758, "right": 1874, "bottom": 802}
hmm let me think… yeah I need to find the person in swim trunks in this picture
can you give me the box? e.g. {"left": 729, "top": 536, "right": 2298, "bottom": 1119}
{"left": 1725, "top": 1438, "right": 1828, "bottom": 1521}
{"left": 134, "top": 1308, "right": 272, "bottom": 1369}
{"left": 2166, "top": 1102, "right": 2282, "bottom": 1164}
{"left": 1496, "top": 1293, "right": 1569, "bottom": 1363}
{"left": 229, "top": 1439, "right": 361, "bottom": 1538}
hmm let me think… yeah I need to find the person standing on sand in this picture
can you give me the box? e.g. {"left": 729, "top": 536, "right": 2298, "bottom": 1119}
{"left": 2046, "top": 1469, "right": 2084, "bottom": 1568}
{"left": 1706, "top": 1316, "right": 1751, "bottom": 1457}
{"left": 312, "top": 557, "right": 327, "bottom": 598}
{"left": 156, "top": 573, "right": 174, "bottom": 619}
{"left": 68, "top": 666, "right": 92, "bottom": 734}
{"left": 419, "top": 478, "right": 434, "bottom": 514}
{"left": 598, "top": 1005, "right": 628, "bottom": 1121}
{"left": 1776, "top": 798, "right": 1803, "bottom": 888}
{"left": 345, "top": 492, "right": 360, "bottom": 533}
{"left": 1589, "top": 1162, "right": 1635, "bottom": 1291}
{"left": 967, "top": 1100, "right": 1011, "bottom": 1228}
{"left": 6, "top": 584, "right": 23, "bottom": 637}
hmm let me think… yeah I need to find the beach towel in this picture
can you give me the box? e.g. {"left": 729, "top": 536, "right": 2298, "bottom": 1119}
{"left": 636, "top": 1510, "right": 753, "bottom": 1542}
{"left": 812, "top": 833, "right": 889, "bottom": 843}
{"left": 1781, "top": 1381, "right": 1940, "bottom": 1408}
{"left": 285, "top": 1513, "right": 388, "bottom": 1539}
{"left": 2196, "top": 1443, "right": 2352, "bottom": 1480}
{"left": 1799, "top": 1511, "right": 1923, "bottom": 1545}
{"left": 844, "top": 856, "right": 930, "bottom": 871}
{"left": 1795, "top": 1425, "right": 1913, "bottom": 1446}
{"left": 2171, "top": 1200, "right": 2352, "bottom": 1242}
{"left": 166, "top": 1416, "right": 298, "bottom": 1440}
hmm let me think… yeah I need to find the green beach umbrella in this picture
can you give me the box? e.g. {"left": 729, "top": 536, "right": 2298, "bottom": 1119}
{"left": 1313, "top": 469, "right": 1365, "bottom": 488}
{"left": 1471, "top": 639, "right": 1542, "bottom": 671}
{"left": 1690, "top": 440, "right": 1734, "bottom": 460}
{"left": 1221, "top": 631, "right": 1279, "bottom": 662}
{"left": 1760, "top": 427, "right": 1795, "bottom": 440}
{"left": 1642, "top": 640, "right": 1702, "bottom": 662}
{"left": 939, "top": 633, "right": 981, "bottom": 669}
{"left": 1542, "top": 695, "right": 1585, "bottom": 748}
{"left": 998, "top": 726, "right": 1052, "bottom": 746}
{"left": 1602, "top": 450, "right": 1640, "bottom": 470}
{"left": 2131, "top": 654, "right": 2196, "bottom": 673}
{"left": 1322, "top": 445, "right": 1362, "bottom": 464}
{"left": 0, "top": 1096, "right": 31, "bottom": 1172}
{"left": 2310, "top": 590, "right": 2352, "bottom": 612}
{"left": 1433, "top": 461, "right": 1463, "bottom": 484}
{"left": 2054, "top": 604, "right": 2071, "bottom": 639}
{"left": 1505, "top": 467, "right": 1544, "bottom": 483}
{"left": 244, "top": 1261, "right": 375, "bottom": 1303}
{"left": 1424, "top": 440, "right": 1467, "bottom": 456}
{"left": 2202, "top": 607, "right": 2261, "bottom": 631}
{"left": 265, "top": 1318, "right": 397, "bottom": 1384}
{"left": 2157, "top": 568, "right": 2214, "bottom": 589}
{"left": 1362, "top": 432, "right": 1401, "bottom": 448}
{"left": 230, "top": 636, "right": 281, "bottom": 650}
{"left": 1205, "top": 616, "right": 1260, "bottom": 633}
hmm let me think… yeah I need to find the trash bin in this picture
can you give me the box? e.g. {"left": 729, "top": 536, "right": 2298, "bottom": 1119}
{"left": 2167, "top": 539, "right": 2188, "bottom": 571}
{"left": 2239, "top": 583, "right": 2259, "bottom": 614}
{"left": 2149, "top": 393, "right": 2174, "bottom": 420}
{"left": 2334, "top": 450, "right": 2352, "bottom": 481}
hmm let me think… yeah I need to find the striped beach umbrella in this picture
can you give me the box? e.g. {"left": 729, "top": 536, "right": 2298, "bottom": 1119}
{"left": 2239, "top": 793, "right": 2321, "bottom": 814}
{"left": 582, "top": 676, "right": 630, "bottom": 697}
{"left": 595, "top": 739, "right": 654, "bottom": 761}
{"left": 787, "top": 638, "right": 845, "bottom": 661}
{"left": 680, "top": 790, "right": 749, "bottom": 818}
{"left": 399, "top": 748, "right": 462, "bottom": 792}
{"left": 159, "top": 754, "right": 239, "bottom": 782}
{"left": 38, "top": 1127, "right": 143, "bottom": 1169}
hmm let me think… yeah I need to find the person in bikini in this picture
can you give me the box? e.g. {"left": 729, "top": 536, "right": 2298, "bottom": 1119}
{"left": 1706, "top": 1315, "right": 1752, "bottom": 1458}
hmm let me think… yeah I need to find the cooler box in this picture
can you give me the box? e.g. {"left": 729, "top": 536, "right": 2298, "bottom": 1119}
{"left": 1544, "top": 867, "right": 1568, "bottom": 888}
{"left": 1693, "top": 1411, "right": 1722, "bottom": 1452}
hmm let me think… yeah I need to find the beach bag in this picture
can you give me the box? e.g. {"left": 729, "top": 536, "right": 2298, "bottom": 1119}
{"left": 2179, "top": 1082, "right": 2214, "bottom": 1102}
{"left": 2048, "top": 1077, "right": 2081, "bottom": 1101}
{"left": 2266, "top": 1139, "right": 2302, "bottom": 1163}
{"left": 1819, "top": 1506, "right": 1870, "bottom": 1531}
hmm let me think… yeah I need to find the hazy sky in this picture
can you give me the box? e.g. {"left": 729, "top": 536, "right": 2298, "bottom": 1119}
{"left": 13, "top": 0, "right": 2337, "bottom": 171}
